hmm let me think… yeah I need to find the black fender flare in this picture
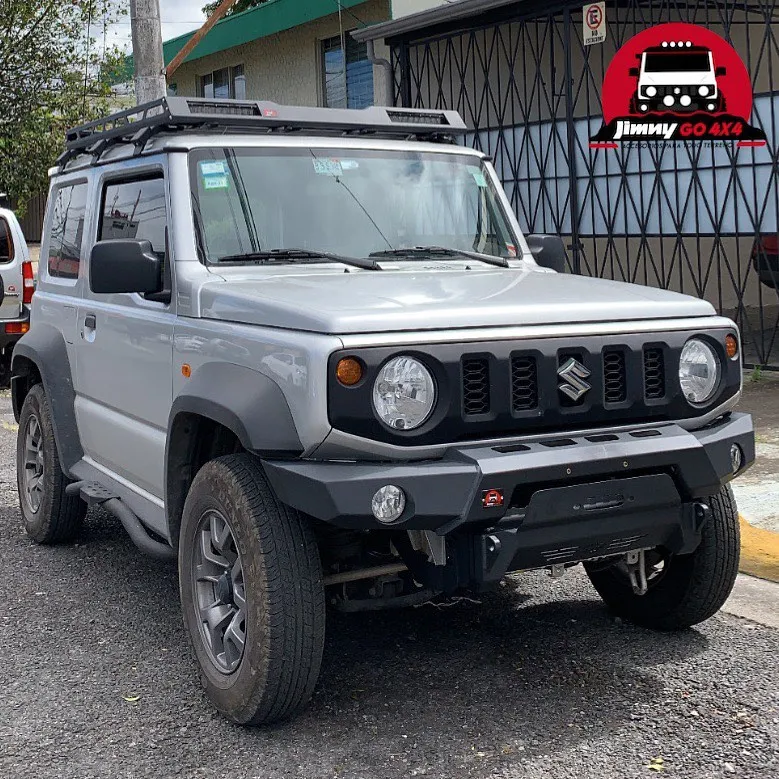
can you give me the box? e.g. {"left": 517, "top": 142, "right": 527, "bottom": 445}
{"left": 165, "top": 362, "right": 303, "bottom": 543}
{"left": 11, "top": 325, "right": 84, "bottom": 474}
{"left": 167, "top": 362, "right": 303, "bottom": 456}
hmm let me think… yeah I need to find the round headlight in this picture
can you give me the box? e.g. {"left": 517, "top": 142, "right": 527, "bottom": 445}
{"left": 698, "top": 85, "right": 710, "bottom": 96}
{"left": 679, "top": 339, "right": 720, "bottom": 405}
{"left": 373, "top": 356, "right": 436, "bottom": 430}
{"left": 645, "top": 86, "right": 657, "bottom": 97}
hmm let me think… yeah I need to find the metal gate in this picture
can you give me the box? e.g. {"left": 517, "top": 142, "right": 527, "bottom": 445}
{"left": 389, "top": 0, "right": 779, "bottom": 367}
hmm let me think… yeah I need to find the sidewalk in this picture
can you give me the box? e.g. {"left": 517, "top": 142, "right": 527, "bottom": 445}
{"left": 731, "top": 373, "right": 779, "bottom": 582}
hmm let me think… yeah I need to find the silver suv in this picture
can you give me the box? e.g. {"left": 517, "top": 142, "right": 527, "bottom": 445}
{"left": 12, "top": 98, "right": 754, "bottom": 726}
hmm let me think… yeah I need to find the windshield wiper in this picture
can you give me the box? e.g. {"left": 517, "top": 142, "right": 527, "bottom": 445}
{"left": 216, "top": 248, "right": 381, "bottom": 271}
{"left": 369, "top": 246, "right": 510, "bottom": 268}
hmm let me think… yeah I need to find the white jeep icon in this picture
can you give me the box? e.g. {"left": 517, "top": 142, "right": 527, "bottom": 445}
{"left": 630, "top": 40, "right": 726, "bottom": 114}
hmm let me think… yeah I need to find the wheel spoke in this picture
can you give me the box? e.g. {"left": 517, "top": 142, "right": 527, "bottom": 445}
{"left": 195, "top": 562, "right": 222, "bottom": 585}
{"left": 200, "top": 527, "right": 229, "bottom": 568}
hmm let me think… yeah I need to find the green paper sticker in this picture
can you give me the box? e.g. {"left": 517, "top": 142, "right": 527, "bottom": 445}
{"left": 472, "top": 170, "right": 488, "bottom": 187}
{"left": 203, "top": 175, "right": 229, "bottom": 190}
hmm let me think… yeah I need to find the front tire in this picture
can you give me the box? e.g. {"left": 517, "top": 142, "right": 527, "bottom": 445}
{"left": 584, "top": 486, "right": 740, "bottom": 630}
{"left": 179, "top": 454, "right": 325, "bottom": 725}
{"left": 16, "top": 383, "right": 86, "bottom": 543}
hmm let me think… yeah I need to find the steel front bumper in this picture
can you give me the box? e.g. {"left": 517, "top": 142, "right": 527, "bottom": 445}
{"left": 264, "top": 412, "right": 753, "bottom": 526}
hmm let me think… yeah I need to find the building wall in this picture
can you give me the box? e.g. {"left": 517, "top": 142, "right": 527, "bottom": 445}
{"left": 170, "top": 0, "right": 392, "bottom": 106}
{"left": 391, "top": 0, "right": 448, "bottom": 18}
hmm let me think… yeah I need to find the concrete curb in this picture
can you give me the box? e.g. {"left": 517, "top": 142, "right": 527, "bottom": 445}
{"left": 739, "top": 515, "right": 779, "bottom": 583}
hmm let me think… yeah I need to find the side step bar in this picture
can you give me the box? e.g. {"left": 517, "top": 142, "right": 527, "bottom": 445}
{"left": 65, "top": 481, "right": 176, "bottom": 561}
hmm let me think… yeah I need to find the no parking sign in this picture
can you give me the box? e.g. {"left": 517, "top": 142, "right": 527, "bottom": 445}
{"left": 583, "top": 2, "right": 606, "bottom": 46}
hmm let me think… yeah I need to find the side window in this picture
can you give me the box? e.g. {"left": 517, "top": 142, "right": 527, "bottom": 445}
{"left": 0, "top": 216, "right": 15, "bottom": 262}
{"left": 99, "top": 177, "right": 167, "bottom": 260}
{"left": 48, "top": 183, "right": 88, "bottom": 280}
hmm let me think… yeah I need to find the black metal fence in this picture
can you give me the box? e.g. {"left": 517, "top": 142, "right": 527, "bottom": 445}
{"left": 389, "top": 0, "right": 779, "bottom": 367}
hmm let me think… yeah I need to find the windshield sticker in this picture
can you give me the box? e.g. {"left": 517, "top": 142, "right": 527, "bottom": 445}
{"left": 340, "top": 160, "right": 359, "bottom": 170}
{"left": 203, "top": 175, "right": 230, "bottom": 190}
{"left": 312, "top": 158, "right": 343, "bottom": 177}
{"left": 467, "top": 166, "right": 488, "bottom": 187}
{"left": 199, "top": 161, "right": 228, "bottom": 176}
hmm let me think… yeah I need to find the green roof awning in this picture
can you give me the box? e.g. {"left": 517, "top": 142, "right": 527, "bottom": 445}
{"left": 161, "top": 0, "right": 372, "bottom": 67}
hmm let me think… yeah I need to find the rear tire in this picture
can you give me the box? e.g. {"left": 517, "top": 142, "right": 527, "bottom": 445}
{"left": 16, "top": 383, "right": 86, "bottom": 543}
{"left": 584, "top": 486, "right": 740, "bottom": 630}
{"left": 179, "top": 454, "right": 325, "bottom": 725}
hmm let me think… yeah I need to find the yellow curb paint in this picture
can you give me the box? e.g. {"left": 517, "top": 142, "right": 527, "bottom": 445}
{"left": 739, "top": 515, "right": 779, "bottom": 583}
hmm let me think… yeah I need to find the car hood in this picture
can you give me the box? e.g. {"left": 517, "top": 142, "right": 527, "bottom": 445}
{"left": 198, "top": 265, "right": 716, "bottom": 334}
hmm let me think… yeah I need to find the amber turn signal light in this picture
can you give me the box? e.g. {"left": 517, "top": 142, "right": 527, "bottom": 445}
{"left": 336, "top": 357, "right": 363, "bottom": 386}
{"left": 725, "top": 334, "right": 739, "bottom": 360}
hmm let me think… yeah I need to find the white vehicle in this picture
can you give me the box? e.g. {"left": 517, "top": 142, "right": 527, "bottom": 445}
{"left": 630, "top": 41, "right": 726, "bottom": 114}
{"left": 0, "top": 208, "right": 34, "bottom": 386}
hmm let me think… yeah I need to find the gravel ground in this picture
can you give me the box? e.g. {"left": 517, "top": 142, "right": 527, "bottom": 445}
{"left": 0, "top": 393, "right": 777, "bottom": 779}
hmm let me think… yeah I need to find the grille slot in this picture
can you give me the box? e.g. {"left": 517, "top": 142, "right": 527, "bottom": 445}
{"left": 462, "top": 357, "right": 490, "bottom": 415}
{"left": 603, "top": 350, "right": 627, "bottom": 403}
{"left": 644, "top": 347, "right": 665, "bottom": 399}
{"left": 511, "top": 355, "right": 538, "bottom": 411}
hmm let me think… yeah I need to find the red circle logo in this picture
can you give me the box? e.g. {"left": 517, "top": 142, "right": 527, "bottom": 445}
{"left": 601, "top": 22, "right": 752, "bottom": 123}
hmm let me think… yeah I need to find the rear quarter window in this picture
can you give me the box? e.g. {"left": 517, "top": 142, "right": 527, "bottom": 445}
{"left": 48, "top": 183, "right": 88, "bottom": 280}
{"left": 0, "top": 217, "right": 14, "bottom": 263}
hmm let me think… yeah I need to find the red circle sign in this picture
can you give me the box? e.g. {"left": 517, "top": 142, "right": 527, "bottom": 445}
{"left": 586, "top": 6, "right": 602, "bottom": 31}
{"left": 600, "top": 22, "right": 752, "bottom": 124}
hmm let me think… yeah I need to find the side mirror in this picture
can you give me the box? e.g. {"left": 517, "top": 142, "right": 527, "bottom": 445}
{"left": 628, "top": 67, "right": 639, "bottom": 77}
{"left": 525, "top": 234, "right": 568, "bottom": 273}
{"left": 715, "top": 65, "right": 726, "bottom": 77}
{"left": 90, "top": 239, "right": 162, "bottom": 295}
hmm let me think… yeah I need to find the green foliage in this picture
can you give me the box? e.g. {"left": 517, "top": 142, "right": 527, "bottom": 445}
{"left": 0, "top": 1, "right": 126, "bottom": 214}
{"left": 202, "top": 1, "right": 269, "bottom": 19}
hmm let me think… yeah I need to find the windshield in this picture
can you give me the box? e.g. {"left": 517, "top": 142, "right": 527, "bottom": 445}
{"left": 643, "top": 52, "right": 711, "bottom": 73}
{"left": 189, "top": 148, "right": 518, "bottom": 263}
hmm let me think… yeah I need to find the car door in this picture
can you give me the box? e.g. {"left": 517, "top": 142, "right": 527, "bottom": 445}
{"left": 74, "top": 165, "right": 174, "bottom": 501}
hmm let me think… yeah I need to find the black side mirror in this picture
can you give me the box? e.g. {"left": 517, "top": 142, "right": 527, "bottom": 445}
{"left": 628, "top": 67, "right": 639, "bottom": 77}
{"left": 90, "top": 239, "right": 162, "bottom": 295}
{"left": 715, "top": 65, "right": 726, "bottom": 77}
{"left": 525, "top": 234, "right": 568, "bottom": 273}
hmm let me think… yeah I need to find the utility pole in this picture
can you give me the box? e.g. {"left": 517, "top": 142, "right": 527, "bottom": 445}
{"left": 130, "top": 0, "right": 166, "bottom": 104}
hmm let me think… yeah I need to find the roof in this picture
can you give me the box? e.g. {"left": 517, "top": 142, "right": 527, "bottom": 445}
{"left": 352, "top": 0, "right": 521, "bottom": 43}
{"left": 158, "top": 0, "right": 374, "bottom": 67}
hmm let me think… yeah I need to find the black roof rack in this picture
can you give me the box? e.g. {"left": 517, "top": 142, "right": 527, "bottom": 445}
{"left": 59, "top": 97, "right": 469, "bottom": 166}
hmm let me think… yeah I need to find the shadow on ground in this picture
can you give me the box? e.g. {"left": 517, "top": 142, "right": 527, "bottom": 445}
{"left": 0, "top": 504, "right": 727, "bottom": 779}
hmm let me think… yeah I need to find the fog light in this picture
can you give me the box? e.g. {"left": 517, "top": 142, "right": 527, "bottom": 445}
{"left": 371, "top": 485, "right": 406, "bottom": 523}
{"left": 730, "top": 444, "right": 743, "bottom": 474}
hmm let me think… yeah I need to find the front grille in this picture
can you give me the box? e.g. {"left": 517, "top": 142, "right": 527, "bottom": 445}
{"left": 644, "top": 347, "right": 665, "bottom": 399}
{"left": 328, "top": 328, "right": 738, "bottom": 447}
{"left": 511, "top": 355, "right": 538, "bottom": 411}
{"left": 462, "top": 357, "right": 490, "bottom": 415}
{"left": 603, "top": 350, "right": 627, "bottom": 403}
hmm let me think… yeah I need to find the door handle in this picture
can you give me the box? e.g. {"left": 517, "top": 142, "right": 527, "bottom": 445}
{"left": 84, "top": 314, "right": 96, "bottom": 329}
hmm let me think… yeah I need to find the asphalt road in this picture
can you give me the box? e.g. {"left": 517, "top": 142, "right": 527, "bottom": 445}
{"left": 0, "top": 391, "right": 777, "bottom": 779}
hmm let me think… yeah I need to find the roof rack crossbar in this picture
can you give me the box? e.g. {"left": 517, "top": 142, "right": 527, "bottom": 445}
{"left": 63, "top": 97, "right": 468, "bottom": 161}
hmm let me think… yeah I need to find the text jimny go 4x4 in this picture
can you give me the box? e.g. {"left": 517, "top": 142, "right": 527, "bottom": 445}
{"left": 13, "top": 98, "right": 753, "bottom": 726}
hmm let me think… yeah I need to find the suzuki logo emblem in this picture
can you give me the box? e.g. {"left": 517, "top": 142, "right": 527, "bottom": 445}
{"left": 558, "top": 358, "right": 592, "bottom": 401}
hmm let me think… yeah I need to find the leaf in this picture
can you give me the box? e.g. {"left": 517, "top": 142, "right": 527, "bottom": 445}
{"left": 122, "top": 695, "right": 140, "bottom": 703}
{"left": 647, "top": 757, "right": 665, "bottom": 772}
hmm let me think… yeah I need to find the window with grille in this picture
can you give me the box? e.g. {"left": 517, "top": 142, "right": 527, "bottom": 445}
{"left": 322, "top": 34, "right": 374, "bottom": 109}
